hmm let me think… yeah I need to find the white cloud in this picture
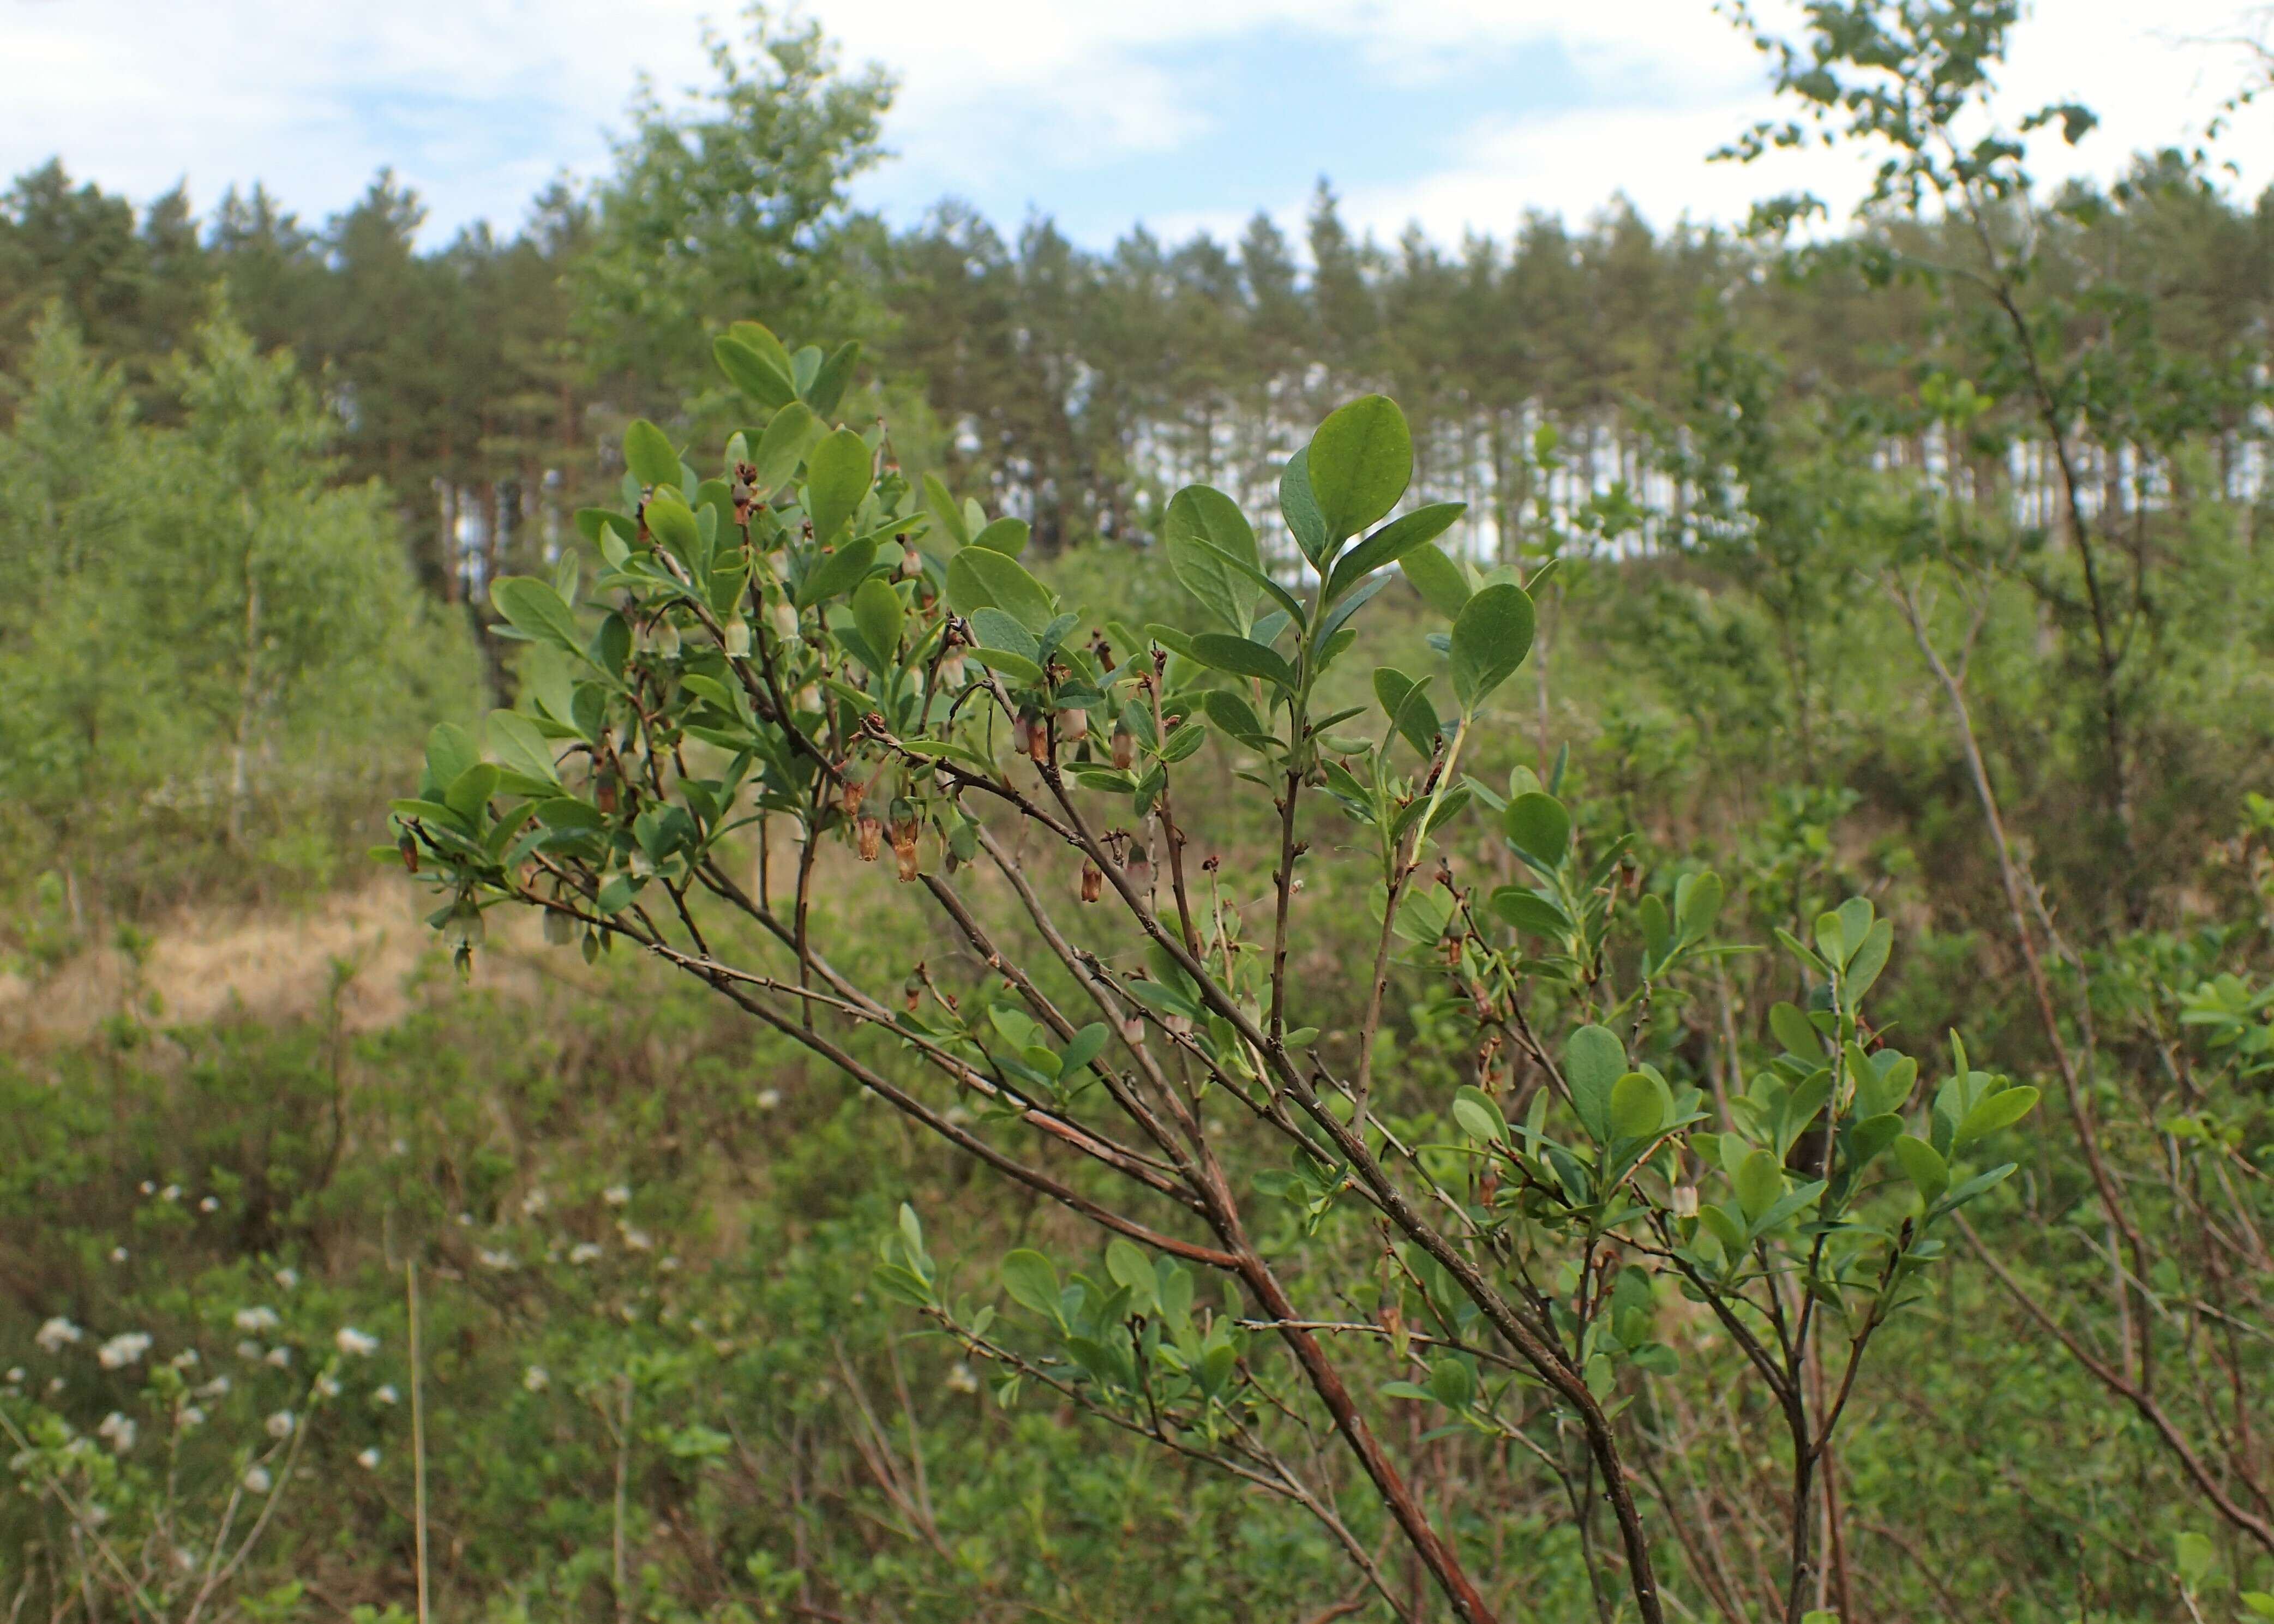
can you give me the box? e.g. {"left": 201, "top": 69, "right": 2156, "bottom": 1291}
{"left": 0, "top": 0, "right": 2264, "bottom": 243}
{"left": 1187, "top": 2, "right": 2274, "bottom": 247}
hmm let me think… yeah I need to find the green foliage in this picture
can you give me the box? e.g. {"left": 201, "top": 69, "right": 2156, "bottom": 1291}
{"left": 389, "top": 323, "right": 2061, "bottom": 1624}
{"left": 0, "top": 305, "right": 476, "bottom": 909}
{"left": 6, "top": 1, "right": 2274, "bottom": 1617}
{"left": 573, "top": 7, "right": 890, "bottom": 402}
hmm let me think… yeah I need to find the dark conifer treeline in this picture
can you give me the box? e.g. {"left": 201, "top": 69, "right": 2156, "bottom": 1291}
{"left": 4, "top": 19, "right": 2270, "bottom": 596}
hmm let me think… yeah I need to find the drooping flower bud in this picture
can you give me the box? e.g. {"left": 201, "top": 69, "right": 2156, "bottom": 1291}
{"left": 1121, "top": 1013, "right": 1147, "bottom": 1046}
{"left": 1059, "top": 707, "right": 1089, "bottom": 745}
{"left": 1671, "top": 1185, "right": 1700, "bottom": 1219}
{"left": 722, "top": 616, "right": 751, "bottom": 658}
{"left": 1125, "top": 844, "right": 1154, "bottom": 890}
{"left": 793, "top": 683, "right": 821, "bottom": 714}
{"left": 839, "top": 777, "right": 866, "bottom": 817}
{"left": 398, "top": 833, "right": 419, "bottom": 874}
{"left": 889, "top": 798, "right": 922, "bottom": 882}
{"left": 1164, "top": 1012, "right": 1193, "bottom": 1039}
{"left": 935, "top": 649, "right": 967, "bottom": 690}
{"left": 898, "top": 546, "right": 922, "bottom": 580}
{"left": 1079, "top": 861, "right": 1103, "bottom": 903}
{"left": 1010, "top": 708, "right": 1035, "bottom": 759}
{"left": 769, "top": 599, "right": 800, "bottom": 639}
{"left": 543, "top": 907, "right": 574, "bottom": 947}
{"left": 1111, "top": 720, "right": 1136, "bottom": 772}
{"left": 903, "top": 974, "right": 923, "bottom": 1013}
{"left": 655, "top": 618, "right": 681, "bottom": 659}
{"left": 856, "top": 814, "right": 883, "bottom": 862}
{"left": 1024, "top": 707, "right": 1049, "bottom": 763}
{"left": 595, "top": 768, "right": 619, "bottom": 815}
{"left": 442, "top": 900, "right": 485, "bottom": 953}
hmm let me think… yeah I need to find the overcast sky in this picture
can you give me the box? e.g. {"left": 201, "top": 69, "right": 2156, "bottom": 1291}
{"left": 6, "top": 1, "right": 2269, "bottom": 250}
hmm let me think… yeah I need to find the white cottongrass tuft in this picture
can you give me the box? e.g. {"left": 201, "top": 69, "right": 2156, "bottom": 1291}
{"left": 35, "top": 1318, "right": 82, "bottom": 1355}
{"left": 233, "top": 1307, "right": 280, "bottom": 1334}
{"left": 356, "top": 1446, "right": 381, "bottom": 1470}
{"left": 242, "top": 1466, "right": 272, "bottom": 1494}
{"left": 602, "top": 1184, "right": 631, "bottom": 1207}
{"left": 265, "top": 1410, "right": 295, "bottom": 1440}
{"left": 97, "top": 1412, "right": 137, "bottom": 1452}
{"left": 370, "top": 1384, "right": 400, "bottom": 1406}
{"left": 97, "top": 1332, "right": 152, "bottom": 1369}
{"left": 523, "top": 1366, "right": 550, "bottom": 1392}
{"left": 335, "top": 1326, "right": 379, "bottom": 1357}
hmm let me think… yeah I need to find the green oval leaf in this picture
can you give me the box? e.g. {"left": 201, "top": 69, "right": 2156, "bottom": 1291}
{"left": 1769, "top": 1002, "right": 1821, "bottom": 1057}
{"left": 1164, "top": 484, "right": 1262, "bottom": 633}
{"left": 487, "top": 710, "right": 561, "bottom": 787}
{"left": 804, "top": 428, "right": 873, "bottom": 542}
{"left": 1452, "top": 1086, "right": 1507, "bottom": 1144}
{"left": 799, "top": 537, "right": 878, "bottom": 607}
{"left": 444, "top": 762, "right": 500, "bottom": 821}
{"left": 1426, "top": 1355, "right": 1475, "bottom": 1411}
{"left": 1503, "top": 791, "right": 1569, "bottom": 868}
{"left": 1000, "top": 1250, "right": 1063, "bottom": 1323}
{"left": 970, "top": 647, "right": 1045, "bottom": 684}
{"left": 1609, "top": 1071, "right": 1667, "bottom": 1141}
{"left": 1103, "top": 1237, "right": 1158, "bottom": 1315}
{"left": 644, "top": 494, "right": 699, "bottom": 557}
{"left": 1199, "top": 687, "right": 1268, "bottom": 743}
{"left": 1400, "top": 542, "right": 1470, "bottom": 618}
{"left": 956, "top": 546, "right": 1055, "bottom": 634}
{"left": 713, "top": 335, "right": 798, "bottom": 410}
{"left": 1735, "top": 1148, "right": 1786, "bottom": 1223}
{"left": 1893, "top": 1134, "right": 1948, "bottom": 1205}
{"left": 752, "top": 400, "right": 821, "bottom": 491}
{"left": 1189, "top": 633, "right": 1296, "bottom": 692}
{"left": 924, "top": 474, "right": 970, "bottom": 546}
{"left": 971, "top": 516, "right": 1031, "bottom": 555}
{"left": 1489, "top": 886, "right": 1573, "bottom": 938}
{"left": 803, "top": 339, "right": 861, "bottom": 417}
{"left": 1306, "top": 394, "right": 1412, "bottom": 550}
{"left": 967, "top": 607, "right": 1037, "bottom": 662}
{"left": 490, "top": 576, "right": 585, "bottom": 659}
{"left": 1846, "top": 1112, "right": 1904, "bottom": 1171}
{"left": 1448, "top": 582, "right": 1535, "bottom": 709}
{"left": 850, "top": 578, "right": 905, "bottom": 671}
{"left": 1324, "top": 501, "right": 1467, "bottom": 603}
{"left": 623, "top": 419, "right": 682, "bottom": 489}
{"left": 1566, "top": 1025, "right": 1624, "bottom": 1142}
{"left": 1954, "top": 1085, "right": 2039, "bottom": 1147}
{"left": 1278, "top": 448, "right": 1328, "bottom": 564}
